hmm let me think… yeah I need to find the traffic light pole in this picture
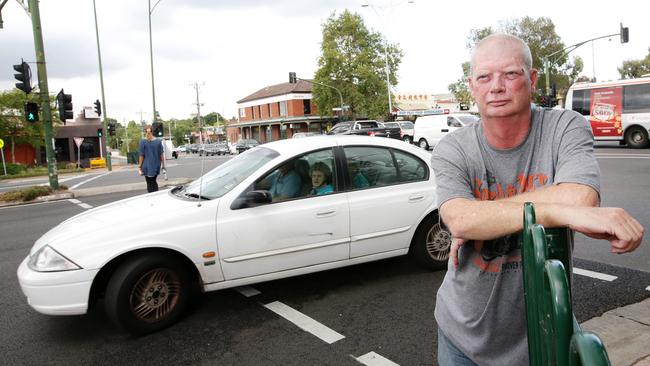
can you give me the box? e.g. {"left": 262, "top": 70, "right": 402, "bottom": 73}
{"left": 93, "top": 0, "right": 111, "bottom": 171}
{"left": 28, "top": 0, "right": 58, "bottom": 189}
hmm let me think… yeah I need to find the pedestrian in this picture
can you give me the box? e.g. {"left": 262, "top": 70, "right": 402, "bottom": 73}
{"left": 431, "top": 33, "right": 643, "bottom": 366}
{"left": 138, "top": 125, "right": 165, "bottom": 193}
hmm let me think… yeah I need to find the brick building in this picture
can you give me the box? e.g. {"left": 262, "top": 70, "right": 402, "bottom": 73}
{"left": 227, "top": 80, "right": 337, "bottom": 142}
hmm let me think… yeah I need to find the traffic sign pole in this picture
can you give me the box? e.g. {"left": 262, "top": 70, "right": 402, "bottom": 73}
{"left": 0, "top": 138, "right": 6, "bottom": 175}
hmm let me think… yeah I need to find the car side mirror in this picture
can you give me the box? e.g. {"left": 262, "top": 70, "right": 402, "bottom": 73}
{"left": 231, "top": 190, "right": 272, "bottom": 210}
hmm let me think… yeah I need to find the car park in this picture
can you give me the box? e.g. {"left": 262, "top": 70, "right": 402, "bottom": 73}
{"left": 380, "top": 121, "right": 415, "bottom": 143}
{"left": 413, "top": 113, "right": 479, "bottom": 150}
{"left": 17, "top": 136, "right": 451, "bottom": 335}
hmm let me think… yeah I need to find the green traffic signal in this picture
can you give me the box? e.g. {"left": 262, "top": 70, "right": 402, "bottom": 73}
{"left": 97, "top": 128, "right": 103, "bottom": 137}
{"left": 24, "top": 102, "right": 39, "bottom": 122}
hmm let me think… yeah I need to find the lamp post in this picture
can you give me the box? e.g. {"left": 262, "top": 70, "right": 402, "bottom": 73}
{"left": 92, "top": 0, "right": 112, "bottom": 171}
{"left": 148, "top": 0, "right": 163, "bottom": 125}
{"left": 361, "top": 0, "right": 413, "bottom": 115}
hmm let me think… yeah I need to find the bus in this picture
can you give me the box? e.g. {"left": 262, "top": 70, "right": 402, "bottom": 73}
{"left": 564, "top": 76, "right": 650, "bottom": 148}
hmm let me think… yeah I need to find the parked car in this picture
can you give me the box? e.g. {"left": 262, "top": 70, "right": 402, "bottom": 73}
{"left": 413, "top": 113, "right": 479, "bottom": 150}
{"left": 17, "top": 136, "right": 451, "bottom": 335}
{"left": 236, "top": 139, "right": 259, "bottom": 153}
{"left": 214, "top": 142, "right": 231, "bottom": 155}
{"left": 380, "top": 121, "right": 415, "bottom": 143}
{"left": 327, "top": 120, "right": 401, "bottom": 139}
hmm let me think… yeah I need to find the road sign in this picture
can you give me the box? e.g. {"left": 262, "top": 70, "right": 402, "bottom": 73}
{"left": 0, "top": 138, "right": 4, "bottom": 149}
{"left": 73, "top": 137, "right": 84, "bottom": 148}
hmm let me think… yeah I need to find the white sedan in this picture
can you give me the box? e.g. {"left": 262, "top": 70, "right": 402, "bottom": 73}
{"left": 17, "top": 135, "right": 451, "bottom": 335}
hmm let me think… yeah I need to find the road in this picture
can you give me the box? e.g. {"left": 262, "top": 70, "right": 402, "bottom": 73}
{"left": 1, "top": 144, "right": 649, "bottom": 365}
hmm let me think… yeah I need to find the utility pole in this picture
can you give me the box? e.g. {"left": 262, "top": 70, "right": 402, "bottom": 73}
{"left": 27, "top": 0, "right": 58, "bottom": 189}
{"left": 137, "top": 110, "right": 146, "bottom": 138}
{"left": 192, "top": 82, "right": 205, "bottom": 145}
{"left": 92, "top": 0, "right": 111, "bottom": 171}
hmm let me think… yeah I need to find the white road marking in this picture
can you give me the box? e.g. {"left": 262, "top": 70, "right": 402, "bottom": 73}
{"left": 646, "top": 286, "right": 650, "bottom": 292}
{"left": 573, "top": 267, "right": 617, "bottom": 282}
{"left": 67, "top": 198, "right": 93, "bottom": 210}
{"left": 235, "top": 286, "right": 261, "bottom": 297}
{"left": 355, "top": 352, "right": 400, "bottom": 366}
{"left": 264, "top": 301, "right": 345, "bottom": 344}
{"left": 68, "top": 172, "right": 110, "bottom": 190}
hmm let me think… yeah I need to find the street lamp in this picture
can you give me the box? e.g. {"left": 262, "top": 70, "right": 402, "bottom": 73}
{"left": 361, "top": 0, "right": 414, "bottom": 115}
{"left": 148, "top": 0, "right": 163, "bottom": 125}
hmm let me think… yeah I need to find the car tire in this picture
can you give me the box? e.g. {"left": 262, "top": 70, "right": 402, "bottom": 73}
{"left": 418, "top": 138, "right": 429, "bottom": 150}
{"left": 624, "top": 126, "right": 649, "bottom": 148}
{"left": 105, "top": 253, "right": 191, "bottom": 335}
{"left": 403, "top": 136, "right": 412, "bottom": 144}
{"left": 410, "top": 214, "right": 451, "bottom": 270}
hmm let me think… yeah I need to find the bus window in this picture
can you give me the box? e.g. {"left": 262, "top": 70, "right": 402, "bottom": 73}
{"left": 571, "top": 89, "right": 591, "bottom": 116}
{"left": 623, "top": 83, "right": 650, "bottom": 112}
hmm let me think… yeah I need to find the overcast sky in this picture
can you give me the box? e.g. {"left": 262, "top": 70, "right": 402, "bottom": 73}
{"left": 1, "top": 0, "right": 647, "bottom": 125}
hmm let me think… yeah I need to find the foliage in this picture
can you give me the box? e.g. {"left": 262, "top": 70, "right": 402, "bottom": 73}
{"left": 618, "top": 48, "right": 650, "bottom": 79}
{"left": 0, "top": 90, "right": 47, "bottom": 163}
{"left": 448, "top": 62, "right": 473, "bottom": 106}
{"left": 454, "top": 17, "right": 583, "bottom": 104}
{"left": 0, "top": 163, "right": 27, "bottom": 175}
{"left": 0, "top": 184, "right": 69, "bottom": 202}
{"left": 314, "top": 10, "right": 403, "bottom": 120}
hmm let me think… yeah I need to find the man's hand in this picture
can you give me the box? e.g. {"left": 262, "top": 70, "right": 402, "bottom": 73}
{"left": 561, "top": 206, "right": 644, "bottom": 254}
{"left": 449, "top": 237, "right": 468, "bottom": 268}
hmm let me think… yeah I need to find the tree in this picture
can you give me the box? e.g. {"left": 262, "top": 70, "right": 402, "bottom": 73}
{"left": 0, "top": 89, "right": 46, "bottom": 164}
{"left": 448, "top": 62, "right": 473, "bottom": 106}
{"left": 618, "top": 48, "right": 650, "bottom": 79}
{"left": 314, "top": 10, "right": 403, "bottom": 120}
{"left": 201, "top": 112, "right": 226, "bottom": 126}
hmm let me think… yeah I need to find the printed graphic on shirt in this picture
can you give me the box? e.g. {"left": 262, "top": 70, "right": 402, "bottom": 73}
{"left": 469, "top": 170, "right": 549, "bottom": 273}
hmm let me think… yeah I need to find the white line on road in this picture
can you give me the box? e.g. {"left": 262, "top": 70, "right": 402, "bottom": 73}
{"left": 646, "top": 286, "right": 650, "bottom": 292}
{"left": 235, "top": 286, "right": 261, "bottom": 297}
{"left": 67, "top": 198, "right": 93, "bottom": 210}
{"left": 68, "top": 172, "right": 110, "bottom": 190}
{"left": 264, "top": 301, "right": 345, "bottom": 344}
{"left": 573, "top": 267, "right": 617, "bottom": 282}
{"left": 355, "top": 352, "right": 400, "bottom": 366}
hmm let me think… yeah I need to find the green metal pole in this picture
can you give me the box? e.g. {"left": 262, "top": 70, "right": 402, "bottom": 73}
{"left": 28, "top": 0, "right": 58, "bottom": 190}
{"left": 148, "top": 0, "right": 157, "bottom": 124}
{"left": 93, "top": 0, "right": 111, "bottom": 171}
{"left": 544, "top": 58, "right": 551, "bottom": 97}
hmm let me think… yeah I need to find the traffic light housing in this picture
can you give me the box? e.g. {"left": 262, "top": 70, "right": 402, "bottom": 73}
{"left": 13, "top": 60, "right": 32, "bottom": 94}
{"left": 24, "top": 102, "right": 39, "bottom": 122}
{"left": 56, "top": 89, "right": 73, "bottom": 122}
{"left": 94, "top": 99, "right": 101, "bottom": 116}
{"left": 289, "top": 72, "right": 297, "bottom": 84}
{"left": 97, "top": 128, "right": 103, "bottom": 137}
{"left": 620, "top": 23, "right": 629, "bottom": 44}
{"left": 108, "top": 122, "right": 116, "bottom": 136}
{"left": 152, "top": 122, "right": 163, "bottom": 137}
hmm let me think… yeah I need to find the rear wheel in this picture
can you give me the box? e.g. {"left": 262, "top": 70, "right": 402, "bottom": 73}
{"left": 410, "top": 214, "right": 451, "bottom": 270}
{"left": 105, "top": 253, "right": 191, "bottom": 335}
{"left": 624, "top": 126, "right": 649, "bottom": 148}
{"left": 403, "top": 136, "right": 412, "bottom": 144}
{"left": 418, "top": 138, "right": 430, "bottom": 150}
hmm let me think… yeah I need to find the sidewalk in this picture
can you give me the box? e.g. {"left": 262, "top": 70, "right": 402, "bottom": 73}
{"left": 1, "top": 178, "right": 649, "bottom": 365}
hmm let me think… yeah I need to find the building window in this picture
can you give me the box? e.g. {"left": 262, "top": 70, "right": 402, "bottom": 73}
{"left": 279, "top": 101, "right": 287, "bottom": 116}
{"left": 258, "top": 105, "right": 262, "bottom": 119}
{"left": 268, "top": 104, "right": 272, "bottom": 118}
{"left": 303, "top": 99, "right": 311, "bottom": 115}
{"left": 239, "top": 108, "right": 246, "bottom": 118}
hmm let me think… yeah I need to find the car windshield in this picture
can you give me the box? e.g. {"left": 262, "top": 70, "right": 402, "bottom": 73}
{"left": 180, "top": 147, "right": 278, "bottom": 200}
{"left": 329, "top": 123, "right": 350, "bottom": 133}
{"left": 458, "top": 115, "right": 479, "bottom": 125}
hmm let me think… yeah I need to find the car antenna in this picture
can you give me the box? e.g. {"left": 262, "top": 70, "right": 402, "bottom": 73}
{"left": 197, "top": 134, "right": 205, "bottom": 207}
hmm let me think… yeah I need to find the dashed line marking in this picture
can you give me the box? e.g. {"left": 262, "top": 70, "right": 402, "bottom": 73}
{"left": 67, "top": 198, "right": 93, "bottom": 210}
{"left": 264, "top": 301, "right": 345, "bottom": 344}
{"left": 235, "top": 286, "right": 261, "bottom": 297}
{"left": 355, "top": 352, "right": 399, "bottom": 366}
{"left": 68, "top": 172, "right": 110, "bottom": 190}
{"left": 646, "top": 286, "right": 650, "bottom": 292}
{"left": 573, "top": 267, "right": 617, "bottom": 282}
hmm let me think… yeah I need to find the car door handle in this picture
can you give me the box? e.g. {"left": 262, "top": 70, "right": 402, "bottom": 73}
{"left": 441, "top": 129, "right": 449, "bottom": 132}
{"left": 316, "top": 210, "right": 336, "bottom": 217}
{"left": 408, "top": 194, "right": 425, "bottom": 202}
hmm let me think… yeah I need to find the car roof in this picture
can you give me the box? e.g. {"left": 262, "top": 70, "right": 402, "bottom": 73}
{"left": 256, "top": 135, "right": 432, "bottom": 161}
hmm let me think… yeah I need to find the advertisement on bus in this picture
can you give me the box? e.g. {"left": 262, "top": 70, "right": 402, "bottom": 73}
{"left": 589, "top": 87, "right": 623, "bottom": 138}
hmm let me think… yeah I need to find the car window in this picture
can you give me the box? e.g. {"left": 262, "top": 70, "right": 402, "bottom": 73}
{"left": 457, "top": 115, "right": 479, "bottom": 125}
{"left": 330, "top": 123, "right": 350, "bottom": 133}
{"left": 344, "top": 146, "right": 397, "bottom": 189}
{"left": 447, "top": 117, "right": 462, "bottom": 127}
{"left": 182, "top": 147, "right": 278, "bottom": 199}
{"left": 254, "top": 148, "right": 337, "bottom": 203}
{"left": 399, "top": 121, "right": 414, "bottom": 129}
{"left": 393, "top": 150, "right": 428, "bottom": 182}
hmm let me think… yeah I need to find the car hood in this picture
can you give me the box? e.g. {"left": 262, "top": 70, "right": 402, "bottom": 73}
{"left": 31, "top": 190, "right": 213, "bottom": 264}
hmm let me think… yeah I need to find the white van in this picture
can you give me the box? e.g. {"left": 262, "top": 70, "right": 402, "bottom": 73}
{"left": 413, "top": 113, "right": 479, "bottom": 150}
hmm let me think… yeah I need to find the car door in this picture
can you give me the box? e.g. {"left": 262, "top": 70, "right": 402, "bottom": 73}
{"left": 344, "top": 145, "right": 434, "bottom": 258}
{"left": 216, "top": 148, "right": 350, "bottom": 280}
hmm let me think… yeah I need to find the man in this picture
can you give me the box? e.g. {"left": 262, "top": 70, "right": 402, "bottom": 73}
{"left": 269, "top": 161, "right": 301, "bottom": 201}
{"left": 432, "top": 34, "right": 643, "bottom": 366}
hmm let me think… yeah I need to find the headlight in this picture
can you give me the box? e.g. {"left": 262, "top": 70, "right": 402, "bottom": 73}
{"left": 28, "top": 245, "right": 81, "bottom": 272}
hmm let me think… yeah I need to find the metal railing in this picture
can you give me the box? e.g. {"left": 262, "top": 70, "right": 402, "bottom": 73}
{"left": 521, "top": 202, "right": 611, "bottom": 366}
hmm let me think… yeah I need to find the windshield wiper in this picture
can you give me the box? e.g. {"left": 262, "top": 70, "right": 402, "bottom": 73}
{"left": 185, "top": 192, "right": 211, "bottom": 200}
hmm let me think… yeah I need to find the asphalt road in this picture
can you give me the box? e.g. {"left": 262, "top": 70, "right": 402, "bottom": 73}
{"left": 1, "top": 187, "right": 649, "bottom": 365}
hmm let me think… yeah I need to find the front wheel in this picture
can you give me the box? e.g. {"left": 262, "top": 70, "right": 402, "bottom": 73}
{"left": 418, "top": 138, "right": 430, "bottom": 150}
{"left": 403, "top": 136, "right": 412, "bottom": 144}
{"left": 625, "top": 126, "right": 649, "bottom": 148}
{"left": 410, "top": 214, "right": 451, "bottom": 270}
{"left": 105, "top": 253, "right": 192, "bottom": 335}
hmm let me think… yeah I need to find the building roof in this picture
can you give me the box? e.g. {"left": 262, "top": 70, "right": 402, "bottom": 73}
{"left": 237, "top": 80, "right": 312, "bottom": 104}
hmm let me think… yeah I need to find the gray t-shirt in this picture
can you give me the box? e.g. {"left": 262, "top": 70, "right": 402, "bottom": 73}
{"left": 431, "top": 107, "right": 600, "bottom": 366}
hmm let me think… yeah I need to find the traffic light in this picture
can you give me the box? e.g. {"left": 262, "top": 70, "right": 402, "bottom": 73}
{"left": 94, "top": 99, "right": 101, "bottom": 116}
{"left": 108, "top": 122, "right": 116, "bottom": 136}
{"left": 289, "top": 72, "right": 297, "bottom": 84}
{"left": 24, "top": 102, "right": 39, "bottom": 122}
{"left": 56, "top": 89, "right": 73, "bottom": 122}
{"left": 152, "top": 122, "right": 163, "bottom": 137}
{"left": 13, "top": 60, "right": 32, "bottom": 94}
{"left": 620, "top": 23, "right": 629, "bottom": 44}
{"left": 97, "top": 128, "right": 103, "bottom": 137}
